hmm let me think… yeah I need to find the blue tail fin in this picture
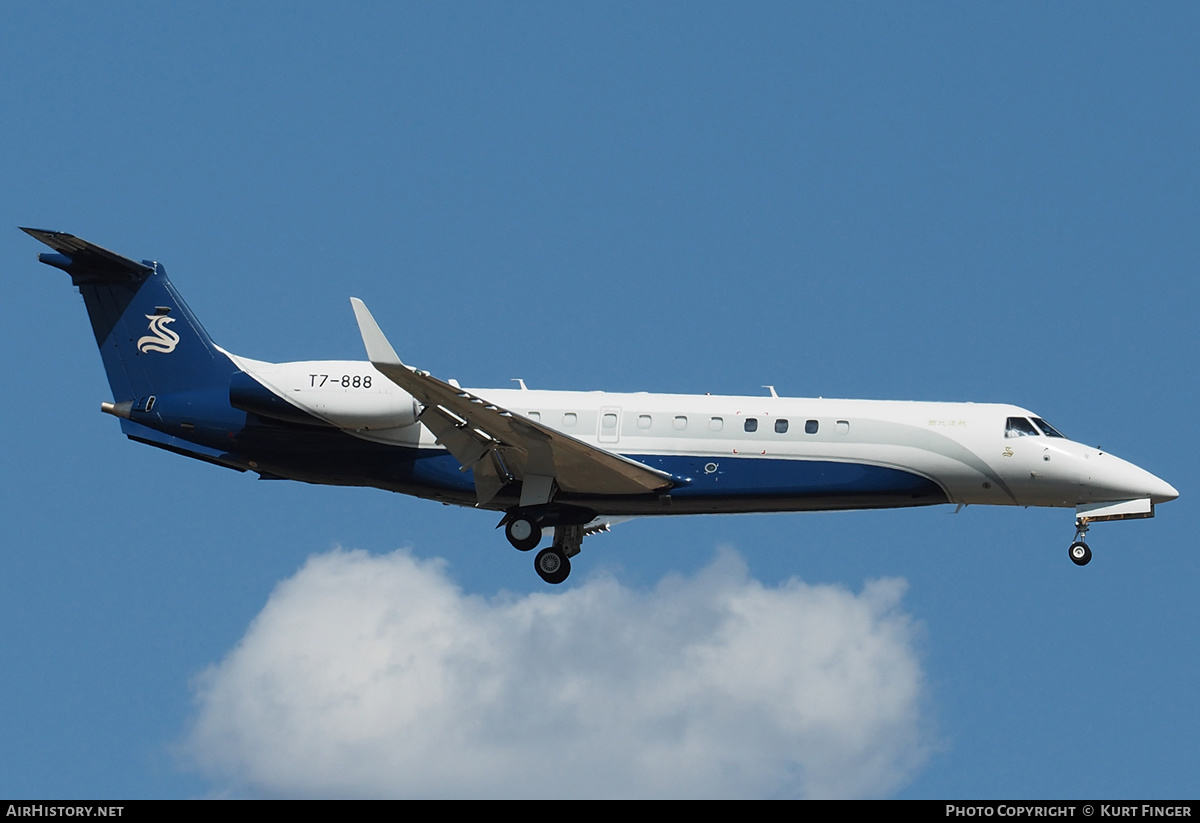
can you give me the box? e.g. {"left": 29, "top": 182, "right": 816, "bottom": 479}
{"left": 22, "top": 228, "right": 234, "bottom": 406}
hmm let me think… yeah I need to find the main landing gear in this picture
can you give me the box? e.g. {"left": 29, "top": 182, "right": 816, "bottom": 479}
{"left": 499, "top": 506, "right": 593, "bottom": 584}
{"left": 504, "top": 516, "right": 541, "bottom": 552}
{"left": 1068, "top": 518, "right": 1092, "bottom": 566}
{"left": 534, "top": 545, "right": 571, "bottom": 585}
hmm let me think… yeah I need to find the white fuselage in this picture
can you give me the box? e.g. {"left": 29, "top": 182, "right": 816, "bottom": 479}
{"left": 234, "top": 356, "right": 1177, "bottom": 515}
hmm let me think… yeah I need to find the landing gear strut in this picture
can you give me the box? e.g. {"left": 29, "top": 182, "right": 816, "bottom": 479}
{"left": 1069, "top": 518, "right": 1092, "bottom": 566}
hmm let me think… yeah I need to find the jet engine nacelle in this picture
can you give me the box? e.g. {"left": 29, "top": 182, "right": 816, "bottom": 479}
{"left": 230, "top": 360, "right": 420, "bottom": 431}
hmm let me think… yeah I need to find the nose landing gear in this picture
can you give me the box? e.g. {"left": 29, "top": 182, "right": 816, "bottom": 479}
{"left": 1069, "top": 519, "right": 1092, "bottom": 566}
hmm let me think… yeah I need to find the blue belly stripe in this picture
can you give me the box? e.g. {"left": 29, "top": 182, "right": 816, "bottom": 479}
{"left": 352, "top": 449, "right": 942, "bottom": 500}
{"left": 625, "top": 454, "right": 942, "bottom": 499}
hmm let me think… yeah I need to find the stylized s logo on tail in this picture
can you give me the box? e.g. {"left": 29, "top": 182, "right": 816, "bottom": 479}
{"left": 137, "top": 314, "right": 180, "bottom": 354}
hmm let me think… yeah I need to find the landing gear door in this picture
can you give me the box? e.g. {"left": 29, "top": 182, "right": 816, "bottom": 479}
{"left": 1076, "top": 498, "right": 1154, "bottom": 523}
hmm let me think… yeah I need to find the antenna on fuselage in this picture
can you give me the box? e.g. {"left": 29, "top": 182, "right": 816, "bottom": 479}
{"left": 763, "top": 385, "right": 779, "bottom": 398}
{"left": 512, "top": 379, "right": 528, "bottom": 390}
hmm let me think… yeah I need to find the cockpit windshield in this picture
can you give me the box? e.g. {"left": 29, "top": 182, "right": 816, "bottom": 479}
{"left": 1006, "top": 416, "right": 1068, "bottom": 438}
{"left": 1005, "top": 417, "right": 1040, "bottom": 437}
{"left": 1032, "top": 417, "right": 1066, "bottom": 438}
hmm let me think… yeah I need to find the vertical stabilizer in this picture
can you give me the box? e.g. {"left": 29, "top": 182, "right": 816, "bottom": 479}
{"left": 22, "top": 228, "right": 235, "bottom": 405}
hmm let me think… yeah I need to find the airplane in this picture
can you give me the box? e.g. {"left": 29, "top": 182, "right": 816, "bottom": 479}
{"left": 24, "top": 228, "right": 1179, "bottom": 584}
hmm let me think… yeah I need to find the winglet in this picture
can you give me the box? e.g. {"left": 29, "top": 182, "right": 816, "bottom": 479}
{"left": 350, "top": 297, "right": 406, "bottom": 368}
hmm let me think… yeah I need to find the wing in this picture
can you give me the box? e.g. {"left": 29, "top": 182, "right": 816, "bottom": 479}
{"left": 350, "top": 298, "right": 675, "bottom": 506}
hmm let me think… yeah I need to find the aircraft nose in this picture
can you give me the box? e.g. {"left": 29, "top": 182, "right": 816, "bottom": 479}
{"left": 1147, "top": 472, "right": 1179, "bottom": 504}
{"left": 1099, "top": 455, "right": 1178, "bottom": 504}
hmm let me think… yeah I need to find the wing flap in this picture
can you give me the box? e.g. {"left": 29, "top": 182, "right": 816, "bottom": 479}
{"left": 349, "top": 298, "right": 674, "bottom": 499}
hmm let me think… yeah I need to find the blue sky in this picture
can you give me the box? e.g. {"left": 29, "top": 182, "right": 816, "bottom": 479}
{"left": 2, "top": 2, "right": 1197, "bottom": 798}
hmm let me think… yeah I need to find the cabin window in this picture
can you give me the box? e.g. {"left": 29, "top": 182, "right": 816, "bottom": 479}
{"left": 563, "top": 412, "right": 577, "bottom": 427}
{"left": 805, "top": 419, "right": 819, "bottom": 434}
{"left": 1032, "top": 417, "right": 1066, "bottom": 438}
{"left": 709, "top": 417, "right": 723, "bottom": 431}
{"left": 775, "top": 418, "right": 789, "bottom": 434}
{"left": 744, "top": 418, "right": 758, "bottom": 433}
{"left": 673, "top": 416, "right": 688, "bottom": 431}
{"left": 1005, "top": 417, "right": 1038, "bottom": 438}
{"left": 602, "top": 413, "right": 618, "bottom": 430}
{"left": 836, "top": 420, "right": 850, "bottom": 435}
{"left": 637, "top": 414, "right": 652, "bottom": 430}
{"left": 528, "top": 411, "right": 540, "bottom": 422}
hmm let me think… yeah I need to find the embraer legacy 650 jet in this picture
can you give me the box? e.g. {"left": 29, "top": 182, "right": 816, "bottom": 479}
{"left": 25, "top": 228, "right": 1177, "bottom": 584}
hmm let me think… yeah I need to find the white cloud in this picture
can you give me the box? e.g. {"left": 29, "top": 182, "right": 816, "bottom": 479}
{"left": 184, "top": 547, "right": 930, "bottom": 798}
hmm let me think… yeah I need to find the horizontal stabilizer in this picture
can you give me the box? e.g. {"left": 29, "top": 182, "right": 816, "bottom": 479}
{"left": 21, "top": 228, "right": 152, "bottom": 280}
